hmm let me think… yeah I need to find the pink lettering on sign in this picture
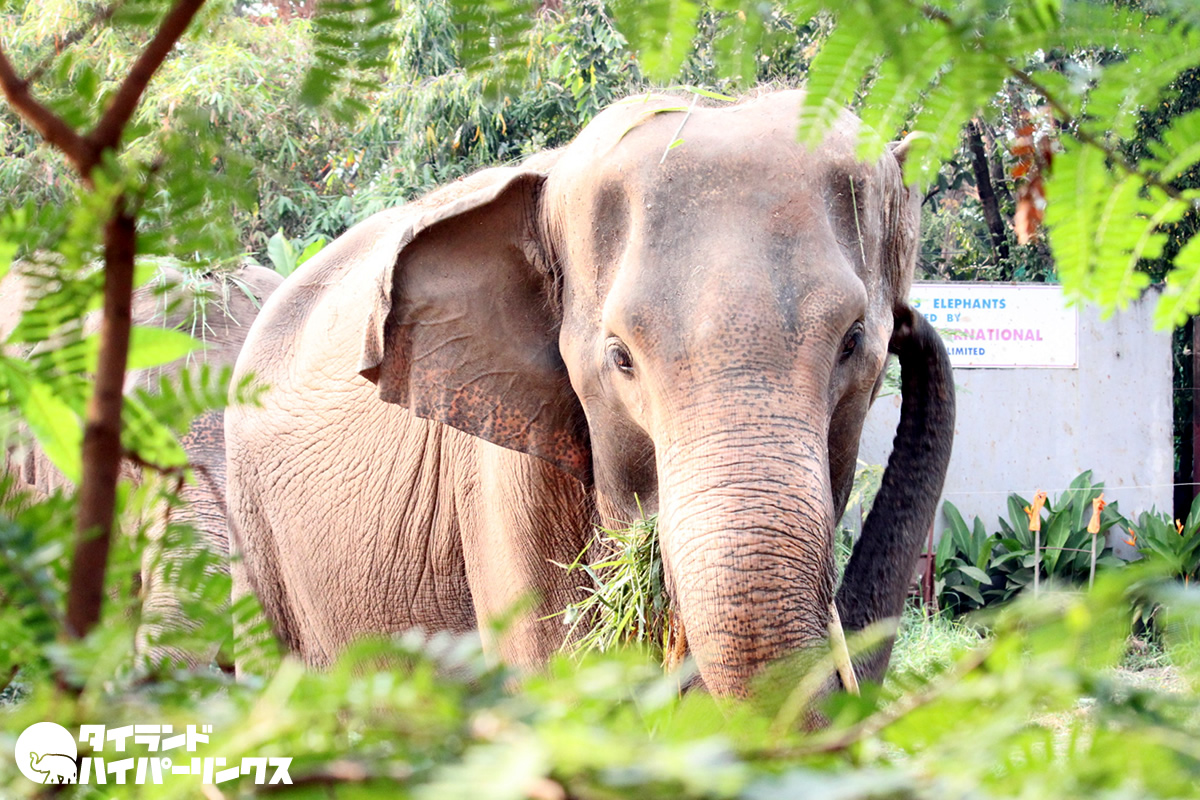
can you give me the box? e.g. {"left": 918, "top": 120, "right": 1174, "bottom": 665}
{"left": 940, "top": 328, "right": 1046, "bottom": 343}
{"left": 957, "top": 328, "right": 1044, "bottom": 342}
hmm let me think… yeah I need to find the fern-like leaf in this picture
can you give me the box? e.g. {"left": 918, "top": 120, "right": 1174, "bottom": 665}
{"left": 1155, "top": 234, "right": 1200, "bottom": 328}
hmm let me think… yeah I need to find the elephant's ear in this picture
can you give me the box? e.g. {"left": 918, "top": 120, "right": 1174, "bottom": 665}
{"left": 882, "top": 135, "right": 922, "bottom": 311}
{"left": 358, "top": 170, "right": 592, "bottom": 484}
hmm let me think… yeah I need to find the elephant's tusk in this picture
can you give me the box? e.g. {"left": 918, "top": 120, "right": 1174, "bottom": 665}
{"left": 664, "top": 608, "right": 688, "bottom": 672}
{"left": 827, "top": 602, "right": 860, "bottom": 696}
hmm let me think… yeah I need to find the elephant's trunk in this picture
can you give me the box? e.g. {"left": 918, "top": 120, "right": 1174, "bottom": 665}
{"left": 835, "top": 308, "right": 955, "bottom": 683}
{"left": 655, "top": 392, "right": 837, "bottom": 697}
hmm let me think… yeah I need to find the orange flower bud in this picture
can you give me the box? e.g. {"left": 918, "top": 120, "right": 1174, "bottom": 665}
{"left": 1027, "top": 491, "right": 1048, "bottom": 533}
{"left": 1088, "top": 495, "right": 1106, "bottom": 534}
{"left": 1123, "top": 528, "right": 1138, "bottom": 548}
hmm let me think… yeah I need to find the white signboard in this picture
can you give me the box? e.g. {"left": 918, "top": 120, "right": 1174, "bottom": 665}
{"left": 910, "top": 283, "right": 1078, "bottom": 369}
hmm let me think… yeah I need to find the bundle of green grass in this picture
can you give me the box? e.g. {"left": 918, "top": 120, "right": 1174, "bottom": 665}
{"left": 556, "top": 515, "right": 687, "bottom": 667}
{"left": 556, "top": 515, "right": 860, "bottom": 692}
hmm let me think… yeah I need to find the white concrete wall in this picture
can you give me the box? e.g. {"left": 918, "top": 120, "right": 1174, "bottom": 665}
{"left": 855, "top": 283, "right": 1173, "bottom": 555}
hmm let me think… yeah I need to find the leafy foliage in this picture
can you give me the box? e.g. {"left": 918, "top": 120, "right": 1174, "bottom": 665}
{"left": 5, "top": 565, "right": 1200, "bottom": 797}
{"left": 1128, "top": 490, "right": 1200, "bottom": 584}
{"left": 0, "top": 0, "right": 643, "bottom": 262}
{"left": 263, "top": 229, "right": 326, "bottom": 277}
{"left": 936, "top": 502, "right": 997, "bottom": 613}
{"left": 937, "top": 471, "right": 1128, "bottom": 615}
{"left": 996, "top": 471, "right": 1126, "bottom": 589}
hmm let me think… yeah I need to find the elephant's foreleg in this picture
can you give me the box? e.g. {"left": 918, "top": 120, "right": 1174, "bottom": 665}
{"left": 835, "top": 308, "right": 955, "bottom": 684}
{"left": 460, "top": 441, "right": 595, "bottom": 670}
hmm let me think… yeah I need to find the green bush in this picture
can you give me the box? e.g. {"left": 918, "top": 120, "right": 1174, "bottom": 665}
{"left": 937, "top": 471, "right": 1127, "bottom": 616}
{"left": 1128, "top": 491, "right": 1200, "bottom": 585}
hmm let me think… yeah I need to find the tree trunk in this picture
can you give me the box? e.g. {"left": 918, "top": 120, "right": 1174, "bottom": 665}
{"left": 979, "top": 121, "right": 1014, "bottom": 210}
{"left": 967, "top": 120, "right": 1011, "bottom": 266}
{"left": 66, "top": 201, "right": 136, "bottom": 637}
{"left": 0, "top": 0, "right": 208, "bottom": 642}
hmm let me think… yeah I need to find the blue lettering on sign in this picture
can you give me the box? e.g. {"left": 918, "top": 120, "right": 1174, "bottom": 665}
{"left": 931, "top": 298, "right": 1008, "bottom": 310}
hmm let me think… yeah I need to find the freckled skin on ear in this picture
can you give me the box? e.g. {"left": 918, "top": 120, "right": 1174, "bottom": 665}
{"left": 226, "top": 91, "right": 949, "bottom": 699}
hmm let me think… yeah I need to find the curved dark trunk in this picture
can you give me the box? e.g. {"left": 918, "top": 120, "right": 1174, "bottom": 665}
{"left": 835, "top": 307, "right": 955, "bottom": 683}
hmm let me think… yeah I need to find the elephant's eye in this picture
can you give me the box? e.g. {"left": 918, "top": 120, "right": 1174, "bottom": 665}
{"left": 841, "top": 322, "right": 865, "bottom": 361}
{"left": 606, "top": 338, "right": 635, "bottom": 375}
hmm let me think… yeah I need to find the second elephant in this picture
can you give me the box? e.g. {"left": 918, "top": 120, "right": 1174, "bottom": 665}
{"left": 1, "top": 261, "right": 283, "bottom": 667}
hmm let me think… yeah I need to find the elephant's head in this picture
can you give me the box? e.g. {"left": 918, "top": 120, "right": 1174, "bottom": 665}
{"left": 359, "top": 91, "right": 953, "bottom": 697}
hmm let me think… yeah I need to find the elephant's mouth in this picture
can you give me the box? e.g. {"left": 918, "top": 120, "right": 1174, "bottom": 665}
{"left": 664, "top": 596, "right": 858, "bottom": 699}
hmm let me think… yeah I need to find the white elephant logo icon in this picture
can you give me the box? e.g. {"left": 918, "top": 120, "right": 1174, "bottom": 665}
{"left": 14, "top": 722, "right": 78, "bottom": 784}
{"left": 29, "top": 752, "right": 78, "bottom": 784}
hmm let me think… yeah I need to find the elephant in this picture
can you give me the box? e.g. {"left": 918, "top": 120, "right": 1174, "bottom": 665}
{"left": 0, "top": 261, "right": 283, "bottom": 668}
{"left": 29, "top": 752, "right": 77, "bottom": 784}
{"left": 225, "top": 90, "right": 955, "bottom": 698}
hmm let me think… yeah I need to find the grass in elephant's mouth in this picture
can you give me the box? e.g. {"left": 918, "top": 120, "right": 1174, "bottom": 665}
{"left": 552, "top": 513, "right": 682, "bottom": 665}
{"left": 552, "top": 515, "right": 986, "bottom": 682}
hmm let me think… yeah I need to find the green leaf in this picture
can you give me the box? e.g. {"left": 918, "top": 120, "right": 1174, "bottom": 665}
{"left": 297, "top": 238, "right": 328, "bottom": 268}
{"left": 0, "top": 238, "right": 15, "bottom": 284}
{"left": 936, "top": 506, "right": 959, "bottom": 572}
{"left": 1185, "top": 491, "right": 1200, "bottom": 536}
{"left": 957, "top": 565, "right": 991, "bottom": 585}
{"left": 267, "top": 229, "right": 297, "bottom": 275}
{"left": 22, "top": 381, "right": 82, "bottom": 485}
{"left": 948, "top": 582, "right": 986, "bottom": 606}
{"left": 1043, "top": 513, "right": 1071, "bottom": 575}
{"left": 798, "top": 22, "right": 879, "bottom": 148}
{"left": 127, "top": 326, "right": 204, "bottom": 371}
{"left": 1156, "top": 233, "right": 1200, "bottom": 328}
{"left": 972, "top": 517, "right": 992, "bottom": 572}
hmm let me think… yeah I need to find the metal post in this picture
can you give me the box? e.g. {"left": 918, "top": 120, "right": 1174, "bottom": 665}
{"left": 1192, "top": 318, "right": 1200, "bottom": 507}
{"left": 1034, "top": 528, "right": 1040, "bottom": 598}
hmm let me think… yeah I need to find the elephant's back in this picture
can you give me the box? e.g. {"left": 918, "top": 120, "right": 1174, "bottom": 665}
{"left": 130, "top": 263, "right": 284, "bottom": 391}
{"left": 232, "top": 205, "right": 411, "bottom": 393}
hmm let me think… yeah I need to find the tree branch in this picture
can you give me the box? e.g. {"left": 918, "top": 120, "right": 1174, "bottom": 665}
{"left": 1005, "top": 64, "right": 1187, "bottom": 201}
{"left": 0, "top": 665, "right": 18, "bottom": 696}
{"left": 87, "top": 0, "right": 207, "bottom": 159}
{"left": 910, "top": 1, "right": 1189, "bottom": 202}
{"left": 0, "top": 46, "right": 92, "bottom": 175}
{"left": 0, "top": 0, "right": 212, "bottom": 644}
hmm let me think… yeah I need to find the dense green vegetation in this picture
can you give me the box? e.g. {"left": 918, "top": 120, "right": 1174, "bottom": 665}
{"left": 0, "top": 0, "right": 1057, "bottom": 280}
{"left": 0, "top": 0, "right": 645, "bottom": 261}
{"left": 935, "top": 470, "right": 1200, "bottom": 616}
{"left": 3, "top": 0, "right": 1200, "bottom": 797}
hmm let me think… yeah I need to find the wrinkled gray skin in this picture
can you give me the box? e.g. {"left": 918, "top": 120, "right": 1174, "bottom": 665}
{"left": 227, "top": 91, "right": 954, "bottom": 697}
{"left": 1, "top": 263, "right": 283, "bottom": 668}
